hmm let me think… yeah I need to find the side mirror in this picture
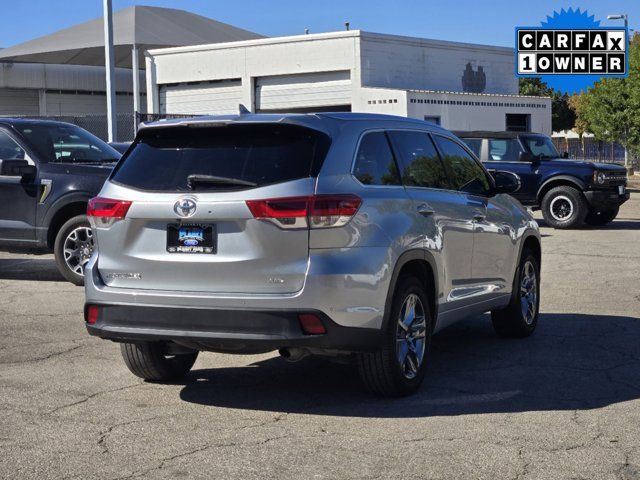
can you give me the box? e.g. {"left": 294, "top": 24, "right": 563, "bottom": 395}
{"left": 518, "top": 151, "right": 535, "bottom": 162}
{"left": 0, "top": 159, "right": 36, "bottom": 179}
{"left": 562, "top": 151, "right": 569, "bottom": 159}
{"left": 492, "top": 170, "right": 521, "bottom": 195}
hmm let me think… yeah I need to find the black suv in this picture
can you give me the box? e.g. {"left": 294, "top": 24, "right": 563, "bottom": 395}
{"left": 0, "top": 119, "right": 120, "bottom": 284}
{"left": 456, "top": 131, "right": 629, "bottom": 228}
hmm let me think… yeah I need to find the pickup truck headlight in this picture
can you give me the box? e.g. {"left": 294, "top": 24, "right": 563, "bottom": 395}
{"left": 593, "top": 171, "right": 606, "bottom": 185}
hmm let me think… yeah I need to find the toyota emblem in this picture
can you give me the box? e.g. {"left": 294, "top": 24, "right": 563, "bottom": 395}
{"left": 174, "top": 198, "right": 197, "bottom": 218}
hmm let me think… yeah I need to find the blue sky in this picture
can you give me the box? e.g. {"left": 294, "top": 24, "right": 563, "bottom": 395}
{"left": 0, "top": 0, "right": 638, "bottom": 48}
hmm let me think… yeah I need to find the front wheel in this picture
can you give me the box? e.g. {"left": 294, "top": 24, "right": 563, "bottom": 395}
{"left": 585, "top": 206, "right": 619, "bottom": 226}
{"left": 541, "top": 186, "right": 587, "bottom": 229}
{"left": 120, "top": 342, "right": 198, "bottom": 381}
{"left": 53, "top": 214, "right": 94, "bottom": 286}
{"left": 357, "top": 276, "right": 432, "bottom": 396}
{"left": 491, "top": 248, "right": 540, "bottom": 338}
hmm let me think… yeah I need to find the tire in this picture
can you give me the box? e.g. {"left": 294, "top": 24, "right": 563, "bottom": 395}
{"left": 53, "top": 214, "right": 93, "bottom": 286}
{"left": 120, "top": 342, "right": 198, "bottom": 381}
{"left": 491, "top": 248, "right": 540, "bottom": 338}
{"left": 540, "top": 186, "right": 587, "bottom": 229}
{"left": 585, "top": 206, "right": 619, "bottom": 226}
{"left": 357, "top": 276, "right": 433, "bottom": 397}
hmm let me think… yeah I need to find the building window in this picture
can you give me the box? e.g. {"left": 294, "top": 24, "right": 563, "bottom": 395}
{"left": 506, "top": 113, "right": 531, "bottom": 132}
{"left": 424, "top": 115, "right": 441, "bottom": 125}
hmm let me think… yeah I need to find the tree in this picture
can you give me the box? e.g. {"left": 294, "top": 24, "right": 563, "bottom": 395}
{"left": 579, "top": 33, "right": 640, "bottom": 162}
{"left": 567, "top": 94, "right": 589, "bottom": 156}
{"left": 519, "top": 78, "right": 575, "bottom": 132}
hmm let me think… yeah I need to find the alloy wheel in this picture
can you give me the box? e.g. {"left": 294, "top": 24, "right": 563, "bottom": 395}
{"left": 549, "top": 195, "right": 574, "bottom": 221}
{"left": 63, "top": 226, "right": 94, "bottom": 276}
{"left": 395, "top": 293, "right": 427, "bottom": 380}
{"left": 520, "top": 260, "right": 537, "bottom": 325}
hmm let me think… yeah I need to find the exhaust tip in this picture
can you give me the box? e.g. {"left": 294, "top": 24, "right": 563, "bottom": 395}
{"left": 278, "top": 348, "right": 308, "bottom": 362}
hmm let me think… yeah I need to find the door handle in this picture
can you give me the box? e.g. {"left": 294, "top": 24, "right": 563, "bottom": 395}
{"left": 417, "top": 204, "right": 435, "bottom": 216}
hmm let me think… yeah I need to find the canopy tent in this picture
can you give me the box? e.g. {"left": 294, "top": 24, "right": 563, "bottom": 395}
{"left": 0, "top": 5, "right": 263, "bottom": 139}
{"left": 0, "top": 5, "right": 263, "bottom": 67}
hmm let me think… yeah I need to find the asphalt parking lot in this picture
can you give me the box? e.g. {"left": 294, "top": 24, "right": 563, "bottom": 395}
{"left": 1, "top": 196, "right": 639, "bottom": 480}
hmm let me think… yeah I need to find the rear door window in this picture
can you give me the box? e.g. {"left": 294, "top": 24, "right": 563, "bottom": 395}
{"left": 434, "top": 135, "right": 492, "bottom": 196}
{"left": 353, "top": 132, "right": 401, "bottom": 186}
{"left": 388, "top": 131, "right": 450, "bottom": 189}
{"left": 111, "top": 124, "right": 330, "bottom": 191}
{"left": 488, "top": 139, "right": 521, "bottom": 161}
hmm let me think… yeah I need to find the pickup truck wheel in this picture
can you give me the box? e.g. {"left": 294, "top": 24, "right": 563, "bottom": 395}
{"left": 491, "top": 248, "right": 540, "bottom": 338}
{"left": 541, "top": 186, "right": 587, "bottom": 229}
{"left": 120, "top": 342, "right": 198, "bottom": 381}
{"left": 585, "top": 206, "right": 619, "bottom": 226}
{"left": 53, "top": 214, "right": 93, "bottom": 286}
{"left": 357, "top": 276, "right": 432, "bottom": 396}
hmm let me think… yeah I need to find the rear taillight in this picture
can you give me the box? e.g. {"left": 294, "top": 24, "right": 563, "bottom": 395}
{"left": 87, "top": 197, "right": 132, "bottom": 227}
{"left": 246, "top": 195, "right": 361, "bottom": 229}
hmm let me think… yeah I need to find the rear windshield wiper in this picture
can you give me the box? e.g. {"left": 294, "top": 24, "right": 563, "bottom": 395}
{"left": 187, "top": 174, "right": 258, "bottom": 190}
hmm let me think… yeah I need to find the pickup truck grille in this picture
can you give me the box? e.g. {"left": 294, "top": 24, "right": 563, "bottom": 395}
{"left": 605, "top": 174, "right": 627, "bottom": 184}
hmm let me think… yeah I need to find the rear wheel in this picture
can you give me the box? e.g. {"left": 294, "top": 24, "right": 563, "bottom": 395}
{"left": 491, "top": 248, "right": 540, "bottom": 338}
{"left": 53, "top": 214, "right": 93, "bottom": 286}
{"left": 357, "top": 276, "right": 432, "bottom": 396}
{"left": 120, "top": 342, "right": 198, "bottom": 381}
{"left": 541, "top": 186, "right": 587, "bottom": 229}
{"left": 585, "top": 206, "right": 619, "bottom": 226}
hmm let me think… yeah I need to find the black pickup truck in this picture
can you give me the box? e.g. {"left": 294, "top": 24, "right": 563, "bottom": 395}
{"left": 0, "top": 119, "right": 120, "bottom": 284}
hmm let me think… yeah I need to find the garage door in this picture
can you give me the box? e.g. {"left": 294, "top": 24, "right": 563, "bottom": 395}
{"left": 255, "top": 71, "right": 351, "bottom": 112}
{"left": 159, "top": 80, "right": 242, "bottom": 115}
{"left": 0, "top": 88, "right": 39, "bottom": 115}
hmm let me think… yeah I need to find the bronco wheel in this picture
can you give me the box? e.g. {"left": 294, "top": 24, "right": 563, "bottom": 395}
{"left": 53, "top": 214, "right": 94, "bottom": 286}
{"left": 120, "top": 342, "right": 198, "bottom": 381}
{"left": 491, "top": 248, "right": 540, "bottom": 338}
{"left": 357, "top": 276, "right": 432, "bottom": 396}
{"left": 585, "top": 206, "right": 619, "bottom": 226}
{"left": 541, "top": 186, "right": 587, "bottom": 229}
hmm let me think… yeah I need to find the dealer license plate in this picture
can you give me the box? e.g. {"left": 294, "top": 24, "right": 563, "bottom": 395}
{"left": 166, "top": 223, "right": 216, "bottom": 254}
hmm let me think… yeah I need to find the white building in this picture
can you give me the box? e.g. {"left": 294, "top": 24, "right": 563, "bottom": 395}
{"left": 145, "top": 30, "right": 551, "bottom": 134}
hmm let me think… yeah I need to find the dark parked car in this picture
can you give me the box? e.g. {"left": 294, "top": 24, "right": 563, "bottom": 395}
{"left": 0, "top": 119, "right": 120, "bottom": 284}
{"left": 108, "top": 142, "right": 132, "bottom": 155}
{"left": 456, "top": 131, "right": 629, "bottom": 228}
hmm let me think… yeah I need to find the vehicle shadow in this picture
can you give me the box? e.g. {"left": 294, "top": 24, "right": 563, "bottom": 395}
{"left": 179, "top": 313, "right": 640, "bottom": 417}
{"left": 536, "top": 217, "right": 640, "bottom": 230}
{"left": 0, "top": 257, "right": 65, "bottom": 282}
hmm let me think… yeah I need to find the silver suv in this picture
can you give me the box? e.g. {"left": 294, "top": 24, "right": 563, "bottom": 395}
{"left": 84, "top": 113, "right": 541, "bottom": 396}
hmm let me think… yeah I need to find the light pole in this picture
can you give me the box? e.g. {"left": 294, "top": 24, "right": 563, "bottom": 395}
{"left": 607, "top": 13, "right": 632, "bottom": 174}
{"left": 103, "top": 0, "right": 117, "bottom": 142}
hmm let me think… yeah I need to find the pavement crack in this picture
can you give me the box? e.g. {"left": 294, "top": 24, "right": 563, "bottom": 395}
{"left": 47, "top": 382, "right": 143, "bottom": 415}
{"left": 97, "top": 416, "right": 164, "bottom": 454}
{"left": 240, "top": 412, "right": 288, "bottom": 429}
{"left": 0, "top": 344, "right": 83, "bottom": 365}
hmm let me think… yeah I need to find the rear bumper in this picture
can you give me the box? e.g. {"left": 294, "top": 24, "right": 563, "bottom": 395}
{"left": 584, "top": 188, "right": 630, "bottom": 210}
{"left": 84, "top": 248, "right": 393, "bottom": 330}
{"left": 85, "top": 303, "right": 382, "bottom": 353}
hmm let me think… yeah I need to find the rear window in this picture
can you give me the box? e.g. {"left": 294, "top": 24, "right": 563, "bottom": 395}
{"left": 110, "top": 124, "right": 331, "bottom": 191}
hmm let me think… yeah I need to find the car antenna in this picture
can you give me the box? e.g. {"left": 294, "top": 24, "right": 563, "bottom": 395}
{"left": 239, "top": 104, "right": 251, "bottom": 115}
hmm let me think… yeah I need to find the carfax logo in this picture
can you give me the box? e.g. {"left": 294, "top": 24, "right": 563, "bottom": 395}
{"left": 515, "top": 8, "right": 628, "bottom": 93}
